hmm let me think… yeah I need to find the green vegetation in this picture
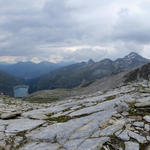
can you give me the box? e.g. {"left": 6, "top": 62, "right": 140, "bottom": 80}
{"left": 102, "top": 136, "right": 125, "bottom": 150}
{"left": 24, "top": 97, "right": 59, "bottom": 103}
{"left": 46, "top": 112, "right": 55, "bottom": 117}
{"left": 24, "top": 89, "right": 72, "bottom": 103}
{"left": 46, "top": 115, "right": 72, "bottom": 122}
{"left": 46, "top": 113, "right": 92, "bottom": 123}
{"left": 128, "top": 108, "right": 150, "bottom": 116}
{"left": 62, "top": 108, "right": 71, "bottom": 112}
{"left": 105, "top": 95, "right": 116, "bottom": 101}
{"left": 128, "top": 104, "right": 150, "bottom": 116}
{"left": 128, "top": 109, "right": 137, "bottom": 115}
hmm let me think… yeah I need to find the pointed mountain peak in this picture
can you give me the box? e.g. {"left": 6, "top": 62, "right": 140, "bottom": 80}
{"left": 88, "top": 59, "right": 95, "bottom": 64}
{"left": 124, "top": 52, "right": 142, "bottom": 59}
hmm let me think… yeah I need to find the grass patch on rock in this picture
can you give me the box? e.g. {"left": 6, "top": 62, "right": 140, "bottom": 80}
{"left": 102, "top": 136, "right": 125, "bottom": 150}
{"left": 128, "top": 106, "right": 150, "bottom": 116}
{"left": 24, "top": 89, "right": 72, "bottom": 103}
{"left": 62, "top": 108, "right": 71, "bottom": 112}
{"left": 105, "top": 95, "right": 116, "bottom": 101}
{"left": 24, "top": 97, "right": 59, "bottom": 103}
{"left": 46, "top": 115, "right": 72, "bottom": 122}
{"left": 46, "top": 113, "right": 92, "bottom": 123}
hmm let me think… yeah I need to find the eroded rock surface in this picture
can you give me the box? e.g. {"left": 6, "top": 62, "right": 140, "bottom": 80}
{"left": 0, "top": 81, "right": 150, "bottom": 150}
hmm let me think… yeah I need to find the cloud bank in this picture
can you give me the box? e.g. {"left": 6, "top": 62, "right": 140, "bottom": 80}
{"left": 0, "top": 0, "right": 150, "bottom": 63}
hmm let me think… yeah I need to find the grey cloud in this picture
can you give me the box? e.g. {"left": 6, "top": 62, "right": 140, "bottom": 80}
{"left": 0, "top": 0, "right": 150, "bottom": 63}
{"left": 113, "top": 2, "right": 150, "bottom": 44}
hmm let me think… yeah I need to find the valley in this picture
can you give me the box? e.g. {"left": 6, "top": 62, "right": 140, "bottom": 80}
{"left": 0, "top": 52, "right": 149, "bottom": 97}
{"left": 1, "top": 1, "right": 150, "bottom": 149}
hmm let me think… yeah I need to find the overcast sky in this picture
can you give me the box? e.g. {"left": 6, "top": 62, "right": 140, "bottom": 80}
{"left": 0, "top": 0, "right": 150, "bottom": 63}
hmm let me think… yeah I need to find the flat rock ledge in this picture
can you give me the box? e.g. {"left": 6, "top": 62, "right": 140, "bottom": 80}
{"left": 0, "top": 81, "right": 150, "bottom": 150}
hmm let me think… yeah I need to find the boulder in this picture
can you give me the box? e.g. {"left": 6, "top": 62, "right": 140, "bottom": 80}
{"left": 135, "top": 101, "right": 150, "bottom": 108}
{"left": 116, "top": 103, "right": 129, "bottom": 113}
{"left": 143, "top": 116, "right": 150, "bottom": 123}
{"left": 1, "top": 112, "right": 21, "bottom": 120}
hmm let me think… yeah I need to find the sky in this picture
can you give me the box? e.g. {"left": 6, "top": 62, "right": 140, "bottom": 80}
{"left": 0, "top": 0, "right": 150, "bottom": 63}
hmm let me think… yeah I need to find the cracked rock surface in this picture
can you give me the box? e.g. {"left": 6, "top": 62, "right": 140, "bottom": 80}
{"left": 0, "top": 81, "right": 150, "bottom": 150}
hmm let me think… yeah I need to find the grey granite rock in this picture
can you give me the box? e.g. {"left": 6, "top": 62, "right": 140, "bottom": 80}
{"left": 147, "top": 136, "right": 150, "bottom": 141}
{"left": 135, "top": 101, "right": 150, "bottom": 108}
{"left": 0, "top": 125, "right": 5, "bottom": 132}
{"left": 28, "top": 110, "right": 114, "bottom": 145}
{"left": 116, "top": 130, "right": 130, "bottom": 141}
{"left": 5, "top": 119, "right": 45, "bottom": 134}
{"left": 1, "top": 112, "right": 21, "bottom": 120}
{"left": 125, "top": 142, "right": 139, "bottom": 150}
{"left": 22, "top": 106, "right": 68, "bottom": 120}
{"left": 91, "top": 130, "right": 101, "bottom": 138}
{"left": 144, "top": 124, "right": 150, "bottom": 132}
{"left": 0, "top": 81, "right": 150, "bottom": 150}
{"left": 64, "top": 138, "right": 85, "bottom": 150}
{"left": 133, "top": 122, "right": 144, "bottom": 127}
{"left": 116, "top": 103, "right": 129, "bottom": 113}
{"left": 19, "top": 142, "right": 60, "bottom": 150}
{"left": 69, "top": 96, "right": 126, "bottom": 117}
{"left": 128, "top": 130, "right": 146, "bottom": 144}
{"left": 69, "top": 119, "right": 99, "bottom": 139}
{"left": 78, "top": 137, "right": 110, "bottom": 150}
{"left": 143, "top": 115, "right": 150, "bottom": 123}
{"left": 100, "top": 121, "right": 125, "bottom": 136}
{"left": 0, "top": 133, "right": 5, "bottom": 140}
{"left": 136, "top": 97, "right": 150, "bottom": 103}
{"left": 27, "top": 117, "right": 93, "bottom": 144}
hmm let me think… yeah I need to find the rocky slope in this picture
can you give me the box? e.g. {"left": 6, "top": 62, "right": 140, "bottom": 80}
{"left": 0, "top": 70, "right": 23, "bottom": 96}
{"left": 124, "top": 62, "right": 150, "bottom": 82}
{"left": 0, "top": 81, "right": 150, "bottom": 150}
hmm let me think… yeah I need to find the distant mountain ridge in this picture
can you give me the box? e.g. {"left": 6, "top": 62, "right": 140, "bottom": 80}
{"left": 0, "top": 61, "right": 74, "bottom": 79}
{"left": 114, "top": 52, "right": 149, "bottom": 70}
{"left": 0, "top": 70, "right": 23, "bottom": 96}
{"left": 29, "top": 52, "right": 150, "bottom": 93}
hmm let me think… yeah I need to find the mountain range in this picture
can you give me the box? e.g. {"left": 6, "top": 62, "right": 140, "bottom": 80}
{"left": 29, "top": 52, "right": 150, "bottom": 93}
{"left": 0, "top": 52, "right": 149, "bottom": 96}
{"left": 0, "top": 61, "right": 74, "bottom": 79}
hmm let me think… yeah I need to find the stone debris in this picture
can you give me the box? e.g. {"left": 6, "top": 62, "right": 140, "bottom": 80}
{"left": 0, "top": 81, "right": 150, "bottom": 150}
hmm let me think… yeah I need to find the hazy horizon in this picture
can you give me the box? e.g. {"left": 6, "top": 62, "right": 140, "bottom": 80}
{"left": 0, "top": 51, "right": 147, "bottom": 65}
